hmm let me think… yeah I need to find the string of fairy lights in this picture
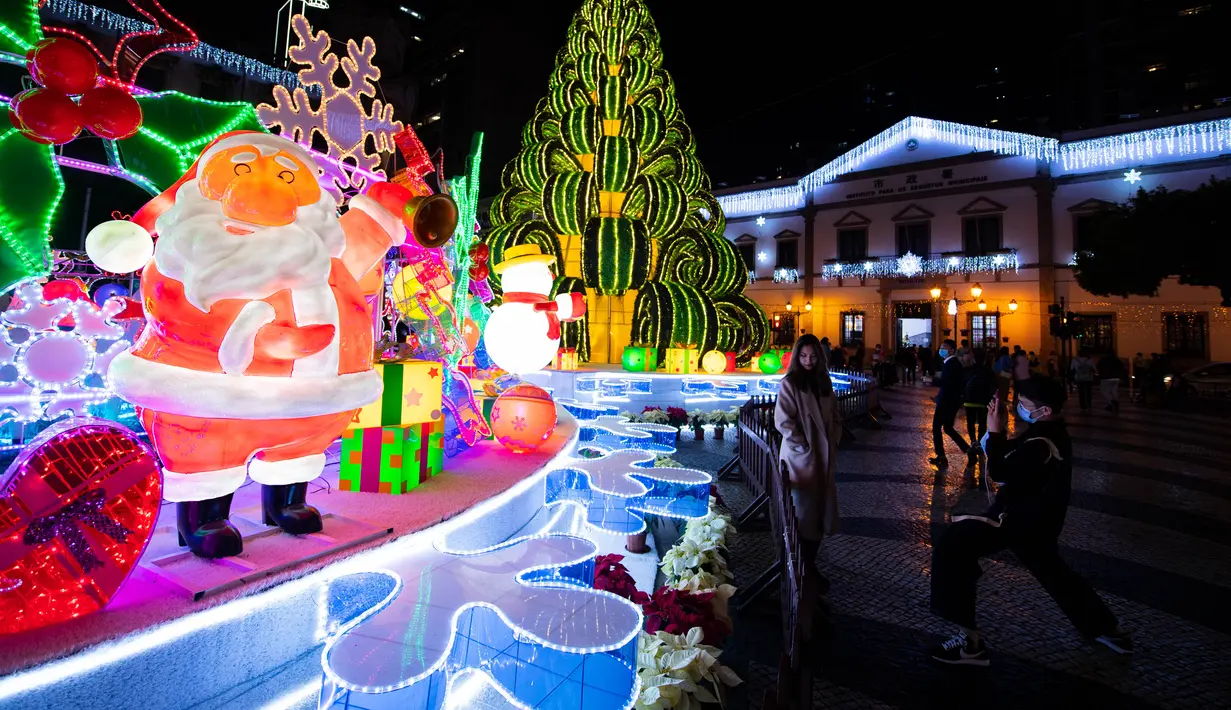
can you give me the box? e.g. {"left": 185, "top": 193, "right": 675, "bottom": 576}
{"left": 787, "top": 299, "right": 1229, "bottom": 329}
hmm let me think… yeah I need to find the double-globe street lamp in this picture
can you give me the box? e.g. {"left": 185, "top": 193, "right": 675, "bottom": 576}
{"left": 929, "top": 283, "right": 1018, "bottom": 343}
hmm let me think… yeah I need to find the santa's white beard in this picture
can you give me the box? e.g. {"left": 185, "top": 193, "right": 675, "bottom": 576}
{"left": 153, "top": 180, "right": 346, "bottom": 312}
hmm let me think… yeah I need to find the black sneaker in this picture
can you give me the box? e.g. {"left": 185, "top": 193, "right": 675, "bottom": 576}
{"left": 952, "top": 512, "right": 1004, "bottom": 527}
{"left": 953, "top": 500, "right": 1005, "bottom": 527}
{"left": 930, "top": 632, "right": 990, "bottom": 666}
{"left": 929, "top": 456, "right": 949, "bottom": 469}
{"left": 1095, "top": 632, "right": 1134, "bottom": 655}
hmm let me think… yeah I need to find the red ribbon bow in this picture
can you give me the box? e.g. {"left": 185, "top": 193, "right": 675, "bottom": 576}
{"left": 503, "top": 292, "right": 561, "bottom": 339}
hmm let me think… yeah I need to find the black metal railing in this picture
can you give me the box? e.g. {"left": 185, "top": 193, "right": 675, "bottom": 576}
{"left": 762, "top": 460, "right": 816, "bottom": 710}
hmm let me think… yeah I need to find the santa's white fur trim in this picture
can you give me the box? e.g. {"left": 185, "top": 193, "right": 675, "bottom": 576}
{"left": 162, "top": 465, "right": 248, "bottom": 502}
{"left": 219, "top": 301, "right": 276, "bottom": 374}
{"left": 198, "top": 133, "right": 323, "bottom": 178}
{"left": 248, "top": 454, "right": 326, "bottom": 486}
{"left": 110, "top": 351, "right": 382, "bottom": 420}
{"left": 348, "top": 194, "right": 406, "bottom": 245}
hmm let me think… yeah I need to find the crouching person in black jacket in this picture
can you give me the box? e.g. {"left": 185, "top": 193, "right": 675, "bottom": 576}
{"left": 928, "top": 375, "right": 1132, "bottom": 665}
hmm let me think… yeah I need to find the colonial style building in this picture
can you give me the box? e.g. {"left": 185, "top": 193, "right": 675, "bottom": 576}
{"left": 717, "top": 110, "right": 1231, "bottom": 365}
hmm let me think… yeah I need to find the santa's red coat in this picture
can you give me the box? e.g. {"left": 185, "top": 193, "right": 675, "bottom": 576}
{"left": 109, "top": 204, "right": 396, "bottom": 483}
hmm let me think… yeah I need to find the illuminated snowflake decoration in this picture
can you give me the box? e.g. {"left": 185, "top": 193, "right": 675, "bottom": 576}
{"left": 546, "top": 448, "right": 712, "bottom": 535}
{"left": 897, "top": 251, "right": 924, "bottom": 277}
{"left": 1123, "top": 168, "right": 1143, "bottom": 184}
{"left": 321, "top": 533, "right": 641, "bottom": 709}
{"left": 258, "top": 14, "right": 403, "bottom": 201}
{"left": 0, "top": 283, "right": 130, "bottom": 424}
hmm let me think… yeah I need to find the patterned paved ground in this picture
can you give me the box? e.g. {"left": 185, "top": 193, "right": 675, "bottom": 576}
{"left": 671, "top": 383, "right": 1231, "bottom": 710}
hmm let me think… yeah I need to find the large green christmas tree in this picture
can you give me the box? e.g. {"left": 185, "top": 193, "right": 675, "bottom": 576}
{"left": 485, "top": 0, "right": 769, "bottom": 365}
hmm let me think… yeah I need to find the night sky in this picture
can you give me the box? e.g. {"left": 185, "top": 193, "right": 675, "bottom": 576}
{"left": 128, "top": 0, "right": 1029, "bottom": 194}
{"left": 56, "top": 0, "right": 1220, "bottom": 216}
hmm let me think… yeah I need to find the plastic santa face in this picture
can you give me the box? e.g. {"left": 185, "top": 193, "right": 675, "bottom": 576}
{"left": 197, "top": 144, "right": 323, "bottom": 229}
{"left": 154, "top": 144, "right": 346, "bottom": 313}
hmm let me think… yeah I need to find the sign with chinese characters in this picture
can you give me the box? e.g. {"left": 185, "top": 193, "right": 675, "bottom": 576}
{"left": 826, "top": 156, "right": 1037, "bottom": 203}
{"left": 843, "top": 168, "right": 989, "bottom": 200}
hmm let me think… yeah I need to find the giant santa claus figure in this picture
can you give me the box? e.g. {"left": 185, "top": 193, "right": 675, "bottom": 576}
{"left": 86, "top": 130, "right": 435, "bottom": 559}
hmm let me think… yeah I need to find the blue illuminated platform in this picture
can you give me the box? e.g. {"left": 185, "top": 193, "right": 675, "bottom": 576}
{"left": 524, "top": 365, "right": 783, "bottom": 412}
{"left": 0, "top": 407, "right": 662, "bottom": 710}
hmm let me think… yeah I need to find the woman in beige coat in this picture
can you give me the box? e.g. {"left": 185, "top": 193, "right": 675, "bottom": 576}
{"left": 774, "top": 334, "right": 844, "bottom": 586}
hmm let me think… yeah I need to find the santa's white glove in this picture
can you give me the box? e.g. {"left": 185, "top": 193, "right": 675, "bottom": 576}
{"left": 348, "top": 194, "right": 407, "bottom": 247}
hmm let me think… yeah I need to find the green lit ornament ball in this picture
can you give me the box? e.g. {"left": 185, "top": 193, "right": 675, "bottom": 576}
{"left": 758, "top": 351, "right": 782, "bottom": 374}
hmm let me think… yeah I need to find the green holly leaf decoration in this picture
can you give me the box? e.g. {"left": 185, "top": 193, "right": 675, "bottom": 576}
{"left": 0, "top": 0, "right": 42, "bottom": 54}
{"left": 0, "top": 130, "right": 62, "bottom": 292}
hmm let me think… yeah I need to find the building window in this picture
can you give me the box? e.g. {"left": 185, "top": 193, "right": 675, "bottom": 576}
{"left": 841, "top": 311, "right": 865, "bottom": 347}
{"left": 776, "top": 240, "right": 798, "bottom": 270}
{"left": 896, "top": 222, "right": 929, "bottom": 256}
{"left": 838, "top": 228, "right": 867, "bottom": 261}
{"left": 1074, "top": 314, "right": 1115, "bottom": 353}
{"left": 1073, "top": 214, "right": 1100, "bottom": 254}
{"left": 771, "top": 312, "right": 796, "bottom": 347}
{"left": 737, "top": 243, "right": 756, "bottom": 269}
{"left": 1164, "top": 312, "right": 1207, "bottom": 357}
{"left": 963, "top": 215, "right": 1002, "bottom": 256}
{"left": 969, "top": 313, "right": 1000, "bottom": 349}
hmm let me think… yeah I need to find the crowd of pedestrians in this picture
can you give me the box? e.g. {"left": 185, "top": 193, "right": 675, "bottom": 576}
{"left": 773, "top": 333, "right": 1135, "bottom": 672}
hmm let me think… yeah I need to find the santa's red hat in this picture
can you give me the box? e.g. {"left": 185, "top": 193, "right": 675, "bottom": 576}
{"left": 86, "top": 131, "right": 325, "bottom": 274}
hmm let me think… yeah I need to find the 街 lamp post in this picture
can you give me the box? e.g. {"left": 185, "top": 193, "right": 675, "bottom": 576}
{"left": 931, "top": 283, "right": 984, "bottom": 341}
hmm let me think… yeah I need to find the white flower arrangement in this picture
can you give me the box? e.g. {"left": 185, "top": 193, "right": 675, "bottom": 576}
{"left": 661, "top": 538, "right": 733, "bottom": 590}
{"left": 702, "top": 410, "right": 728, "bottom": 427}
{"left": 634, "top": 629, "right": 743, "bottom": 710}
{"left": 681, "top": 508, "right": 734, "bottom": 551}
{"left": 640, "top": 409, "right": 671, "bottom": 425}
{"left": 687, "top": 409, "right": 706, "bottom": 429}
{"left": 622, "top": 410, "right": 640, "bottom": 423}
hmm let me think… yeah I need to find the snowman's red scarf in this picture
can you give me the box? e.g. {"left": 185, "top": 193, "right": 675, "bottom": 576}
{"left": 502, "top": 292, "right": 561, "bottom": 339}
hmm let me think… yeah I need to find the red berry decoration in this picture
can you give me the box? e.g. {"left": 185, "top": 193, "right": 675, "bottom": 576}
{"left": 470, "top": 243, "right": 490, "bottom": 262}
{"left": 468, "top": 263, "right": 489, "bottom": 281}
{"left": 10, "top": 87, "right": 82, "bottom": 145}
{"left": 28, "top": 37, "right": 99, "bottom": 96}
{"left": 79, "top": 85, "right": 144, "bottom": 140}
{"left": 24, "top": 38, "right": 54, "bottom": 64}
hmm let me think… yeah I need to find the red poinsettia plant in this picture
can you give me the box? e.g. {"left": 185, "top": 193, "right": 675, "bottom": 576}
{"left": 593, "top": 554, "right": 649, "bottom": 605}
{"left": 641, "top": 587, "right": 730, "bottom": 645}
{"left": 643, "top": 405, "right": 689, "bottom": 428}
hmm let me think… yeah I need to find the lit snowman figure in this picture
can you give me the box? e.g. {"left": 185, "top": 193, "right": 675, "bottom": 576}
{"left": 484, "top": 244, "right": 586, "bottom": 375}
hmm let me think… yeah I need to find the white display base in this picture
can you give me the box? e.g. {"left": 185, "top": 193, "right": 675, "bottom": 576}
{"left": 0, "top": 408, "right": 645, "bottom": 710}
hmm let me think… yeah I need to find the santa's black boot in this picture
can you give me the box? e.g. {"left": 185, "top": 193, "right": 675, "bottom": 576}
{"left": 262, "top": 483, "right": 323, "bottom": 535}
{"left": 176, "top": 494, "right": 244, "bottom": 558}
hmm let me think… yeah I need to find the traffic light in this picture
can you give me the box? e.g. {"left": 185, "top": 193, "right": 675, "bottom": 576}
{"left": 1049, "top": 315, "right": 1063, "bottom": 337}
